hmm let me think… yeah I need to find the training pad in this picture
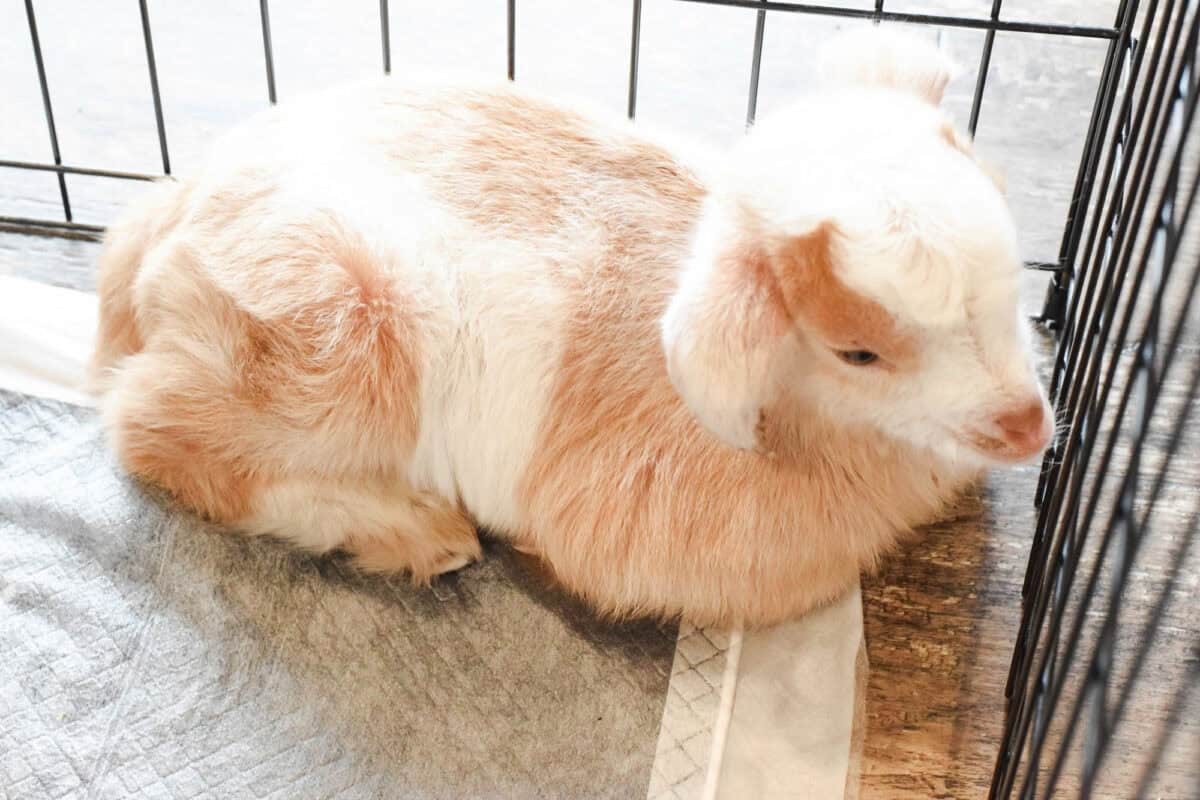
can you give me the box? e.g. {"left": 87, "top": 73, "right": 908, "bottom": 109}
{"left": 0, "top": 389, "right": 677, "bottom": 799}
{"left": 0, "top": 275, "right": 866, "bottom": 799}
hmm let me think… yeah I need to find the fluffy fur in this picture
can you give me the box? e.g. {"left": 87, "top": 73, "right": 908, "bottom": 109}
{"left": 92, "top": 29, "right": 1052, "bottom": 627}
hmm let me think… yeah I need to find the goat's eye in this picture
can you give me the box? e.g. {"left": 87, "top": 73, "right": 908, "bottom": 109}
{"left": 837, "top": 349, "right": 879, "bottom": 366}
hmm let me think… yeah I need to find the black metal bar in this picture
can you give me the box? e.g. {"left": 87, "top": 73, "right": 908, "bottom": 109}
{"left": 1000, "top": 0, "right": 1152, "bottom": 787}
{"left": 1024, "top": 29, "right": 1197, "bottom": 797}
{"left": 380, "top": 0, "right": 391, "bottom": 75}
{"left": 968, "top": 0, "right": 1003, "bottom": 136}
{"left": 672, "top": 0, "right": 1120, "bottom": 39}
{"left": 1033, "top": 0, "right": 1148, "bottom": 512}
{"left": 23, "top": 0, "right": 71, "bottom": 222}
{"left": 628, "top": 0, "right": 642, "bottom": 119}
{"left": 1025, "top": 0, "right": 1144, "bottom": 609}
{"left": 1046, "top": 0, "right": 1141, "bottom": 331}
{"left": 1009, "top": 0, "right": 1154, "bottom": 666}
{"left": 507, "top": 0, "right": 516, "bottom": 81}
{"left": 1042, "top": 43, "right": 1134, "bottom": 361}
{"left": 1022, "top": 0, "right": 1152, "bottom": 625}
{"left": 988, "top": 0, "right": 1195, "bottom": 791}
{"left": 1005, "top": 52, "right": 1177, "bottom": 791}
{"left": 137, "top": 0, "right": 170, "bottom": 175}
{"left": 1034, "top": 0, "right": 1179, "bottom": 603}
{"left": 0, "top": 215, "right": 105, "bottom": 239}
{"left": 746, "top": 0, "right": 767, "bottom": 126}
{"left": 259, "top": 0, "right": 277, "bottom": 103}
{"left": 0, "top": 159, "right": 159, "bottom": 181}
{"left": 1039, "top": 0, "right": 1141, "bottom": 326}
{"left": 1034, "top": 251, "right": 1194, "bottom": 798}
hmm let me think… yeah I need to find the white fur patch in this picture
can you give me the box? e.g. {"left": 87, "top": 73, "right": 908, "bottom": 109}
{"left": 246, "top": 480, "right": 419, "bottom": 552}
{"left": 404, "top": 232, "right": 566, "bottom": 535}
{"left": 276, "top": 157, "right": 565, "bottom": 534}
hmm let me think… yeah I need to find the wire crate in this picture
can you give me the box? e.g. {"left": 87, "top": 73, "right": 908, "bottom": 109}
{"left": 2, "top": 2, "right": 1195, "bottom": 797}
{"left": 993, "top": 0, "right": 1199, "bottom": 796}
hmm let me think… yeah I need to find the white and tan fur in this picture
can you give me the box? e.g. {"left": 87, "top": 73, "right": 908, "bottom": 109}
{"left": 91, "top": 29, "right": 1052, "bottom": 627}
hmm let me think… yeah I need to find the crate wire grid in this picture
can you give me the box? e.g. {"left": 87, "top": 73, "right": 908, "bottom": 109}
{"left": 995, "top": 0, "right": 1200, "bottom": 796}
{"left": 2, "top": 2, "right": 1196, "bottom": 798}
{"left": 5, "top": 0, "right": 1120, "bottom": 247}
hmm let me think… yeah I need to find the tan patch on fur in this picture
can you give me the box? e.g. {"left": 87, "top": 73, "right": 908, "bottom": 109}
{"left": 345, "top": 492, "right": 481, "bottom": 584}
{"left": 730, "top": 242, "right": 794, "bottom": 339}
{"left": 773, "top": 223, "right": 916, "bottom": 366}
{"left": 91, "top": 179, "right": 193, "bottom": 391}
{"left": 520, "top": 211, "right": 969, "bottom": 626}
{"left": 97, "top": 181, "right": 424, "bottom": 526}
{"left": 385, "top": 89, "right": 701, "bottom": 239}
{"left": 103, "top": 349, "right": 258, "bottom": 522}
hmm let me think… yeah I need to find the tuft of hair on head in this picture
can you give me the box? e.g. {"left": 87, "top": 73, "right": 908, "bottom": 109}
{"left": 816, "top": 24, "right": 960, "bottom": 107}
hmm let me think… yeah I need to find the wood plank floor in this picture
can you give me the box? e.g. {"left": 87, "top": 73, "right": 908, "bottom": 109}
{"left": 859, "top": 275, "right": 1200, "bottom": 798}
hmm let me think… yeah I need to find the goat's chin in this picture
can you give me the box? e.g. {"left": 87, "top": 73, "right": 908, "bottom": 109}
{"left": 862, "top": 430, "right": 987, "bottom": 476}
{"left": 974, "top": 446, "right": 1048, "bottom": 468}
{"left": 922, "top": 438, "right": 1027, "bottom": 474}
{"left": 950, "top": 429, "right": 1050, "bottom": 467}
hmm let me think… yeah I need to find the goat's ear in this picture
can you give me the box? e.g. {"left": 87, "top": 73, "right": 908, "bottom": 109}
{"left": 661, "top": 216, "right": 818, "bottom": 450}
{"left": 818, "top": 26, "right": 958, "bottom": 107}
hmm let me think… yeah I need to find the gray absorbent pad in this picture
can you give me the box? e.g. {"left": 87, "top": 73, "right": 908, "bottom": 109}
{"left": 0, "top": 390, "right": 678, "bottom": 799}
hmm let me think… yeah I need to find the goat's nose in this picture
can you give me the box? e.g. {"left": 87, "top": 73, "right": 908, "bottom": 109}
{"left": 994, "top": 398, "right": 1051, "bottom": 453}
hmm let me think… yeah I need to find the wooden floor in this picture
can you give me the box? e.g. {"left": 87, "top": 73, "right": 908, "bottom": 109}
{"left": 860, "top": 456, "right": 1044, "bottom": 798}
{"left": 859, "top": 281, "right": 1200, "bottom": 797}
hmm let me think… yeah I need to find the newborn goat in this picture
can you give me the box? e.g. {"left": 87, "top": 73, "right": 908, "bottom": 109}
{"left": 92, "top": 30, "right": 1051, "bottom": 626}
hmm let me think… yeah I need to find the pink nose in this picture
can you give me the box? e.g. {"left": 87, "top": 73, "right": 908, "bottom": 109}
{"left": 994, "top": 399, "right": 1050, "bottom": 453}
